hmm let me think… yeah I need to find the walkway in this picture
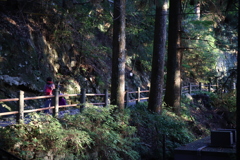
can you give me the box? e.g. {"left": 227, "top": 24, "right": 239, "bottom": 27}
{"left": 0, "top": 108, "right": 81, "bottom": 127}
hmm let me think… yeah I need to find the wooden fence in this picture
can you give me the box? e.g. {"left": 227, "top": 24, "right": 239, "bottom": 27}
{"left": 0, "top": 83, "right": 217, "bottom": 123}
{"left": 181, "top": 82, "right": 217, "bottom": 94}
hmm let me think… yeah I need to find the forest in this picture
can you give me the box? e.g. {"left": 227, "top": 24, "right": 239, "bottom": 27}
{"left": 0, "top": 0, "right": 239, "bottom": 159}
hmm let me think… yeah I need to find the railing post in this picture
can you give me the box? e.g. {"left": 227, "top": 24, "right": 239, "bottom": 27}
{"left": 232, "top": 82, "right": 236, "bottom": 90}
{"left": 53, "top": 87, "right": 59, "bottom": 117}
{"left": 125, "top": 89, "right": 129, "bottom": 107}
{"left": 136, "top": 87, "right": 140, "bottom": 104}
{"left": 104, "top": 89, "right": 108, "bottom": 107}
{"left": 208, "top": 83, "right": 211, "bottom": 92}
{"left": 80, "top": 88, "right": 86, "bottom": 112}
{"left": 17, "top": 90, "right": 24, "bottom": 124}
{"left": 199, "top": 82, "right": 202, "bottom": 91}
{"left": 147, "top": 86, "right": 150, "bottom": 102}
{"left": 188, "top": 83, "right": 192, "bottom": 94}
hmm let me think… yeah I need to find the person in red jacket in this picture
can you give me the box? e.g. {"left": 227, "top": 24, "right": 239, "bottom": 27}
{"left": 43, "top": 77, "right": 55, "bottom": 113}
{"left": 43, "top": 77, "right": 55, "bottom": 95}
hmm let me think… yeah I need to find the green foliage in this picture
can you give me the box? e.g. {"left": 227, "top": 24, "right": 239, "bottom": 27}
{"left": 53, "top": 29, "right": 73, "bottom": 44}
{"left": 126, "top": 2, "right": 155, "bottom": 73}
{"left": 181, "top": 90, "right": 236, "bottom": 136}
{"left": 210, "top": 91, "right": 236, "bottom": 112}
{"left": 61, "top": 105, "right": 140, "bottom": 160}
{"left": 0, "top": 105, "right": 140, "bottom": 160}
{"left": 95, "top": 76, "right": 105, "bottom": 87}
{"left": 130, "top": 102, "right": 195, "bottom": 159}
{"left": 182, "top": 18, "right": 221, "bottom": 82}
{"left": 0, "top": 113, "right": 91, "bottom": 159}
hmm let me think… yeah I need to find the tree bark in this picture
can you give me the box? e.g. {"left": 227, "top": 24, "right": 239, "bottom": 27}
{"left": 148, "top": 1, "right": 168, "bottom": 114}
{"left": 236, "top": 0, "right": 240, "bottom": 158}
{"left": 164, "top": 0, "right": 181, "bottom": 115}
{"left": 110, "top": 0, "right": 126, "bottom": 110}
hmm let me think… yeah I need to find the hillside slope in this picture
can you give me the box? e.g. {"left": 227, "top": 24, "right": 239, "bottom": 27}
{"left": 0, "top": 0, "right": 236, "bottom": 142}
{"left": 0, "top": 1, "right": 149, "bottom": 108}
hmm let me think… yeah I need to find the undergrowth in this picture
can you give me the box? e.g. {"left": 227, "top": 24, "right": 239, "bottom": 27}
{"left": 0, "top": 103, "right": 195, "bottom": 160}
{"left": 130, "top": 102, "right": 195, "bottom": 160}
{"left": 180, "top": 91, "right": 236, "bottom": 137}
{"left": 0, "top": 105, "right": 139, "bottom": 160}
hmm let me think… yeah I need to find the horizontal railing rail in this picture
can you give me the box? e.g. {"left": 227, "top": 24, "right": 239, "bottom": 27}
{"left": 0, "top": 82, "right": 226, "bottom": 159}
{"left": 0, "top": 83, "right": 218, "bottom": 123}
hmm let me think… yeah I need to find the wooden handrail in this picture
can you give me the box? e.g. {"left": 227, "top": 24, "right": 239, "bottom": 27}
{"left": 0, "top": 83, "right": 222, "bottom": 123}
{"left": 0, "top": 111, "right": 19, "bottom": 116}
{"left": 0, "top": 98, "right": 19, "bottom": 102}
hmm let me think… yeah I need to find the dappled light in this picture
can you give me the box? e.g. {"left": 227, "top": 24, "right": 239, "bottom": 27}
{"left": 0, "top": 0, "right": 238, "bottom": 159}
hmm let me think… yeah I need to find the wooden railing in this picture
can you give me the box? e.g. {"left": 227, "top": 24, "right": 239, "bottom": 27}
{"left": 181, "top": 83, "right": 217, "bottom": 94}
{"left": 0, "top": 83, "right": 217, "bottom": 123}
{"left": 0, "top": 82, "right": 224, "bottom": 159}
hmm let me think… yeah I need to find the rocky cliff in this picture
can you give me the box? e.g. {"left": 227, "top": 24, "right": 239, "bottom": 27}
{"left": 0, "top": 0, "right": 149, "bottom": 110}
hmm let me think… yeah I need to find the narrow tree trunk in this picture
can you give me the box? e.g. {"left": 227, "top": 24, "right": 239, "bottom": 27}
{"left": 236, "top": 0, "right": 240, "bottom": 158}
{"left": 164, "top": 0, "right": 181, "bottom": 115}
{"left": 148, "top": 1, "right": 168, "bottom": 113}
{"left": 110, "top": 0, "right": 126, "bottom": 110}
{"left": 195, "top": 2, "right": 200, "bottom": 20}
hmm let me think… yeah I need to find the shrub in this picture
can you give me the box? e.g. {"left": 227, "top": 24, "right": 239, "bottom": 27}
{"left": 209, "top": 91, "right": 236, "bottom": 127}
{"left": 210, "top": 91, "right": 236, "bottom": 112}
{"left": 0, "top": 105, "right": 140, "bottom": 160}
{"left": 61, "top": 105, "right": 140, "bottom": 160}
{"left": 0, "top": 113, "right": 91, "bottom": 159}
{"left": 130, "top": 102, "right": 195, "bottom": 160}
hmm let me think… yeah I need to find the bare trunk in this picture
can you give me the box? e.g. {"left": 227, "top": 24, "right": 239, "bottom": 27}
{"left": 110, "top": 0, "right": 126, "bottom": 110}
{"left": 164, "top": 0, "right": 181, "bottom": 115}
{"left": 236, "top": 0, "right": 240, "bottom": 158}
{"left": 148, "top": 1, "right": 168, "bottom": 114}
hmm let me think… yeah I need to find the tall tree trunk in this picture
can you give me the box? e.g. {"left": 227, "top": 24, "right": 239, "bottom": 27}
{"left": 164, "top": 0, "right": 181, "bottom": 115}
{"left": 110, "top": 0, "right": 126, "bottom": 110}
{"left": 236, "top": 0, "right": 240, "bottom": 158}
{"left": 148, "top": 1, "right": 168, "bottom": 113}
{"left": 195, "top": 2, "right": 200, "bottom": 20}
